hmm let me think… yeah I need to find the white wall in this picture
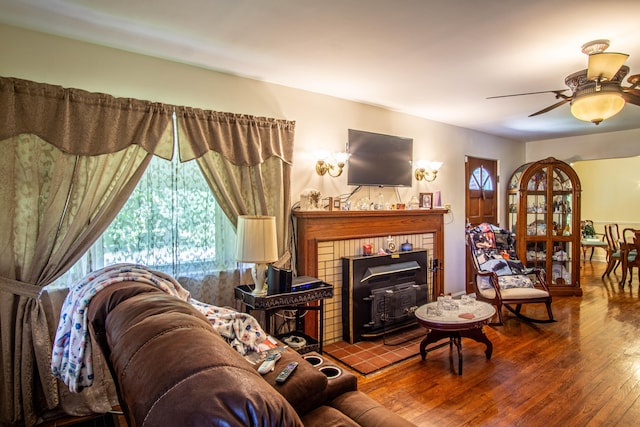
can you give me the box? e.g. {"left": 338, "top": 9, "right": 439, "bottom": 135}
{"left": 0, "top": 23, "right": 525, "bottom": 294}
{"left": 525, "top": 128, "right": 640, "bottom": 163}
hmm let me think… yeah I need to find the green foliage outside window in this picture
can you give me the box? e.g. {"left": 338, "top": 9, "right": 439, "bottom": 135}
{"left": 102, "top": 155, "right": 235, "bottom": 277}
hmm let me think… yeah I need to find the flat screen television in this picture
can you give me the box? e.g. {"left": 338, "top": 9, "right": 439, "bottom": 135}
{"left": 347, "top": 129, "right": 413, "bottom": 187}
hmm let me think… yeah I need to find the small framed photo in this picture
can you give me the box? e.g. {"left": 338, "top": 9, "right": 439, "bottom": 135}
{"left": 420, "top": 192, "right": 433, "bottom": 209}
{"left": 333, "top": 198, "right": 341, "bottom": 210}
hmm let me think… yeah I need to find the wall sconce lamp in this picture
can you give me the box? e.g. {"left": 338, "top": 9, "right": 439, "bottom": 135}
{"left": 415, "top": 160, "right": 443, "bottom": 182}
{"left": 316, "top": 152, "right": 349, "bottom": 177}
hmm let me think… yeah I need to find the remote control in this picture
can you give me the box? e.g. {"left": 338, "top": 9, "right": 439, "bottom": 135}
{"left": 257, "top": 352, "right": 282, "bottom": 374}
{"left": 275, "top": 361, "right": 298, "bottom": 383}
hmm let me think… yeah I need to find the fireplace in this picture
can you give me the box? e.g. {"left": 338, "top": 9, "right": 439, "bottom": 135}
{"left": 342, "top": 250, "right": 430, "bottom": 343}
{"left": 292, "top": 209, "right": 446, "bottom": 344}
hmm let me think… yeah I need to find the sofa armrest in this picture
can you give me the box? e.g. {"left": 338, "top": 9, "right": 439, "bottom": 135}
{"left": 257, "top": 348, "right": 329, "bottom": 415}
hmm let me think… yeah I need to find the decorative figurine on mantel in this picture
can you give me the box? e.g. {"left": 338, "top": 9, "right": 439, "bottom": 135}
{"left": 386, "top": 236, "right": 397, "bottom": 253}
{"left": 300, "top": 188, "right": 322, "bottom": 210}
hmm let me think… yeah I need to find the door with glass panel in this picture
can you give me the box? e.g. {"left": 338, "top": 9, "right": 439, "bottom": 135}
{"left": 465, "top": 156, "right": 498, "bottom": 293}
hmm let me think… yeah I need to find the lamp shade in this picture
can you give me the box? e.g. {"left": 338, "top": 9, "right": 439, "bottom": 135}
{"left": 587, "top": 52, "right": 629, "bottom": 81}
{"left": 235, "top": 215, "right": 279, "bottom": 263}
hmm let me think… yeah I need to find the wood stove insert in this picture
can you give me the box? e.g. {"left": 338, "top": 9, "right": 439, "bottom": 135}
{"left": 342, "top": 249, "right": 431, "bottom": 343}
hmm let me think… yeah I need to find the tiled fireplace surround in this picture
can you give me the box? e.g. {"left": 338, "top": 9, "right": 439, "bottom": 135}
{"left": 292, "top": 209, "right": 447, "bottom": 347}
{"left": 317, "top": 233, "right": 434, "bottom": 345}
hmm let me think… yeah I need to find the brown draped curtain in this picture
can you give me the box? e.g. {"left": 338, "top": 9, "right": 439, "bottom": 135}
{"left": 0, "top": 77, "right": 296, "bottom": 426}
{"left": 0, "top": 77, "right": 174, "bottom": 426}
{"left": 176, "top": 107, "right": 295, "bottom": 262}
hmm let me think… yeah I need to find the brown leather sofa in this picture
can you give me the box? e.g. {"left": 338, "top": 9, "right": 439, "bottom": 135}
{"left": 88, "top": 282, "right": 415, "bottom": 426}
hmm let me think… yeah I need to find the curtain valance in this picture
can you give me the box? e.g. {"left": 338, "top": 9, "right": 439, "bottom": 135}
{"left": 0, "top": 77, "right": 175, "bottom": 159}
{"left": 176, "top": 107, "right": 295, "bottom": 164}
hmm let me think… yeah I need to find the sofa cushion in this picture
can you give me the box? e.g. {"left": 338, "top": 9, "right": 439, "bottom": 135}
{"left": 301, "top": 405, "right": 360, "bottom": 426}
{"left": 330, "top": 391, "right": 417, "bottom": 427}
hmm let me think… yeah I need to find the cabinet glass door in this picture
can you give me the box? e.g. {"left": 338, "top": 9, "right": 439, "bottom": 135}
{"left": 551, "top": 168, "right": 573, "bottom": 236}
{"left": 525, "top": 168, "right": 547, "bottom": 237}
{"left": 551, "top": 241, "right": 573, "bottom": 285}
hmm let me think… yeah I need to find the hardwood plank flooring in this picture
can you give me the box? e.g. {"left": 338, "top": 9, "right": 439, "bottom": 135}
{"left": 344, "top": 262, "right": 640, "bottom": 427}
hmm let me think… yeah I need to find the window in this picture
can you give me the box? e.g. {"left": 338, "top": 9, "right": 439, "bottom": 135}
{"left": 54, "top": 152, "right": 236, "bottom": 288}
{"left": 469, "top": 166, "right": 494, "bottom": 191}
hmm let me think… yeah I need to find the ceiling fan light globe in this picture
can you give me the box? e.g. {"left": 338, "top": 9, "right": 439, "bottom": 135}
{"left": 570, "top": 92, "right": 625, "bottom": 125}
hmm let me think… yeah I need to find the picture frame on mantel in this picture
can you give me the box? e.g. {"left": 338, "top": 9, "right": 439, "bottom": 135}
{"left": 420, "top": 192, "right": 433, "bottom": 209}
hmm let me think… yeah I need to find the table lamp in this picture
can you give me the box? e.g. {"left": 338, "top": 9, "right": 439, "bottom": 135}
{"left": 235, "top": 215, "right": 279, "bottom": 296}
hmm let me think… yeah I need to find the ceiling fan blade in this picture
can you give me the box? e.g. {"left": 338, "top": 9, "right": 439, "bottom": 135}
{"left": 587, "top": 52, "right": 629, "bottom": 81}
{"left": 622, "top": 89, "right": 640, "bottom": 106}
{"left": 487, "top": 89, "right": 568, "bottom": 99}
{"left": 528, "top": 98, "right": 571, "bottom": 117}
{"left": 627, "top": 74, "right": 640, "bottom": 90}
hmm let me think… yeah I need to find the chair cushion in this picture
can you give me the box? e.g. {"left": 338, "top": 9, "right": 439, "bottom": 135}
{"left": 479, "top": 286, "right": 549, "bottom": 300}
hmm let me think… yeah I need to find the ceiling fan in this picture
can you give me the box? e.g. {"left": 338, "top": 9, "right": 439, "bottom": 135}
{"left": 489, "top": 40, "right": 640, "bottom": 125}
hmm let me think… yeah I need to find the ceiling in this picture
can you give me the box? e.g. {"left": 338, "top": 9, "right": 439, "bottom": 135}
{"left": 2, "top": 0, "right": 640, "bottom": 142}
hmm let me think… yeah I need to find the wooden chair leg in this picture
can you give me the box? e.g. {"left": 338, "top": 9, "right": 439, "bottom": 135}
{"left": 602, "top": 258, "right": 617, "bottom": 278}
{"left": 613, "top": 260, "right": 620, "bottom": 274}
{"left": 546, "top": 302, "right": 554, "bottom": 321}
{"left": 602, "top": 259, "right": 612, "bottom": 277}
{"left": 490, "top": 302, "right": 504, "bottom": 326}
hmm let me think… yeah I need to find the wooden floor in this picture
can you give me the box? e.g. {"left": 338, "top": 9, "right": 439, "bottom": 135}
{"left": 347, "top": 262, "right": 640, "bottom": 427}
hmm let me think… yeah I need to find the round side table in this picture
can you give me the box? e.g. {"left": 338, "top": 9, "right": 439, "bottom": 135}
{"left": 414, "top": 301, "right": 496, "bottom": 375}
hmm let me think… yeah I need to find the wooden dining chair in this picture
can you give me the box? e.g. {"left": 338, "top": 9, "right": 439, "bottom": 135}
{"left": 618, "top": 228, "right": 639, "bottom": 287}
{"left": 602, "top": 224, "right": 622, "bottom": 278}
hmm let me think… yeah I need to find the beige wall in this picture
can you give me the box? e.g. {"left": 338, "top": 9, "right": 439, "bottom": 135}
{"left": 572, "top": 157, "right": 640, "bottom": 261}
{"left": 2, "top": 22, "right": 632, "bottom": 295}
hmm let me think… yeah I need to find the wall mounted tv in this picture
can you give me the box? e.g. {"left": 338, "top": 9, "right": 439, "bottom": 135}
{"left": 347, "top": 129, "right": 413, "bottom": 187}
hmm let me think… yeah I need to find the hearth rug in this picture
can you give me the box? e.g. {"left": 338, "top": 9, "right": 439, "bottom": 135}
{"left": 323, "top": 326, "right": 424, "bottom": 375}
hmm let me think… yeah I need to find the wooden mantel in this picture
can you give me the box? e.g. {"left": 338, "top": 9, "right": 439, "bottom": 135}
{"left": 292, "top": 209, "right": 447, "bottom": 296}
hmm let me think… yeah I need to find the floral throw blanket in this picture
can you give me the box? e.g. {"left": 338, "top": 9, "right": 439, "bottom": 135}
{"left": 51, "top": 263, "right": 266, "bottom": 392}
{"left": 467, "top": 223, "right": 535, "bottom": 290}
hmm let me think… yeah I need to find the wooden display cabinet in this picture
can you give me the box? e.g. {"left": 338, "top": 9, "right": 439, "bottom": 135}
{"left": 507, "top": 157, "right": 582, "bottom": 295}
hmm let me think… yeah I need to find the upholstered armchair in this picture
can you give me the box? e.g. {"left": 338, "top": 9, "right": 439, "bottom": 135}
{"left": 466, "top": 223, "right": 555, "bottom": 325}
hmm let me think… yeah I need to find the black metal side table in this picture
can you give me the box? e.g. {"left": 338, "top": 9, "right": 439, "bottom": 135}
{"left": 234, "top": 282, "right": 333, "bottom": 353}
